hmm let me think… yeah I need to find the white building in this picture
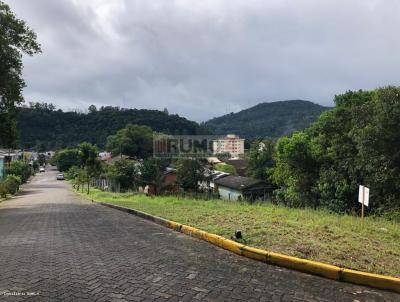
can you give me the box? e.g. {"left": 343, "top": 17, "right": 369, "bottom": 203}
{"left": 213, "top": 134, "right": 244, "bottom": 158}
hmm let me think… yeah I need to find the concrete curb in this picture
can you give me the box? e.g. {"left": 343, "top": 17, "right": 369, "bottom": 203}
{"left": 98, "top": 202, "right": 400, "bottom": 293}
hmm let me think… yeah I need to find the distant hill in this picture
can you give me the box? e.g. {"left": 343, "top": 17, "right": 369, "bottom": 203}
{"left": 204, "top": 100, "right": 330, "bottom": 139}
{"left": 17, "top": 105, "right": 207, "bottom": 150}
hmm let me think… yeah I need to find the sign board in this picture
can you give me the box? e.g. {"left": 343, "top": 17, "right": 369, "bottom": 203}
{"left": 358, "top": 185, "right": 369, "bottom": 207}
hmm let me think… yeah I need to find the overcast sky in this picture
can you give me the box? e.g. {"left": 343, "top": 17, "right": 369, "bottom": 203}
{"left": 7, "top": 0, "right": 400, "bottom": 121}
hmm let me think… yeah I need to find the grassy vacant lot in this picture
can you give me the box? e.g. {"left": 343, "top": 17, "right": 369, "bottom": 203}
{"left": 78, "top": 189, "right": 400, "bottom": 277}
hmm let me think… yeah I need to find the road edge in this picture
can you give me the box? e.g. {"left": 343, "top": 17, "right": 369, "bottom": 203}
{"left": 96, "top": 201, "right": 400, "bottom": 294}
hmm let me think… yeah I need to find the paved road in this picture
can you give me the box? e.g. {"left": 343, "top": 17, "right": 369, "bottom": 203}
{"left": 0, "top": 168, "right": 398, "bottom": 301}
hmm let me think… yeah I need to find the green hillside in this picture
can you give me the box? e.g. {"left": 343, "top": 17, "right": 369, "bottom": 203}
{"left": 204, "top": 100, "right": 330, "bottom": 139}
{"left": 17, "top": 104, "right": 207, "bottom": 150}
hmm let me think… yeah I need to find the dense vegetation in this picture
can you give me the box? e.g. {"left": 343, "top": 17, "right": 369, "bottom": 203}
{"left": 16, "top": 103, "right": 207, "bottom": 150}
{"left": 0, "top": 1, "right": 41, "bottom": 149}
{"left": 0, "top": 160, "right": 34, "bottom": 198}
{"left": 272, "top": 87, "right": 400, "bottom": 214}
{"left": 204, "top": 100, "right": 329, "bottom": 139}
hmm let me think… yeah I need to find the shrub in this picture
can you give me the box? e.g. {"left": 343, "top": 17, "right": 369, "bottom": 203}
{"left": 0, "top": 182, "right": 7, "bottom": 198}
{"left": 0, "top": 175, "right": 21, "bottom": 198}
{"left": 65, "top": 166, "right": 80, "bottom": 180}
{"left": 5, "top": 160, "right": 33, "bottom": 183}
{"left": 4, "top": 175, "right": 21, "bottom": 195}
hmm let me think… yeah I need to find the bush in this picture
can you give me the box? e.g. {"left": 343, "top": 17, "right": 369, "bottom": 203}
{"left": 5, "top": 160, "right": 33, "bottom": 183}
{"left": 4, "top": 175, "right": 21, "bottom": 195}
{"left": 0, "top": 175, "right": 21, "bottom": 198}
{"left": 0, "top": 182, "right": 7, "bottom": 198}
{"left": 65, "top": 166, "right": 80, "bottom": 180}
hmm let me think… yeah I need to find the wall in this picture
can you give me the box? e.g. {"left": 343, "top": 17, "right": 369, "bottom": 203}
{"left": 218, "top": 186, "right": 243, "bottom": 201}
{"left": 0, "top": 157, "right": 4, "bottom": 180}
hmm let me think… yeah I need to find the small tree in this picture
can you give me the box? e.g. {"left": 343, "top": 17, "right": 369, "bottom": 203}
{"left": 139, "top": 158, "right": 169, "bottom": 195}
{"left": 176, "top": 159, "right": 208, "bottom": 192}
{"left": 76, "top": 169, "right": 88, "bottom": 193}
{"left": 247, "top": 139, "right": 275, "bottom": 180}
{"left": 38, "top": 153, "right": 46, "bottom": 166}
{"left": 107, "top": 159, "right": 138, "bottom": 192}
{"left": 78, "top": 142, "right": 102, "bottom": 194}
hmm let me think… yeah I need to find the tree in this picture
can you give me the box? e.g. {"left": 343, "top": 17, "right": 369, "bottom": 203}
{"left": 214, "top": 163, "right": 237, "bottom": 175}
{"left": 16, "top": 105, "right": 205, "bottom": 150}
{"left": 88, "top": 105, "right": 97, "bottom": 113}
{"left": 107, "top": 159, "right": 138, "bottom": 192}
{"left": 78, "top": 142, "right": 98, "bottom": 167}
{"left": 52, "top": 149, "right": 80, "bottom": 172}
{"left": 38, "top": 153, "right": 46, "bottom": 166}
{"left": 106, "top": 124, "right": 153, "bottom": 159}
{"left": 271, "top": 87, "right": 400, "bottom": 213}
{"left": 0, "top": 113, "right": 17, "bottom": 148}
{"left": 0, "top": 1, "right": 41, "bottom": 148}
{"left": 247, "top": 139, "right": 275, "bottom": 180}
{"left": 271, "top": 132, "right": 319, "bottom": 208}
{"left": 139, "top": 158, "right": 169, "bottom": 195}
{"left": 176, "top": 159, "right": 208, "bottom": 192}
{"left": 78, "top": 142, "right": 102, "bottom": 194}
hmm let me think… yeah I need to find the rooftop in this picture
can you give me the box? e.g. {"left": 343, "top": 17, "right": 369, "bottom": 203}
{"left": 214, "top": 175, "right": 265, "bottom": 190}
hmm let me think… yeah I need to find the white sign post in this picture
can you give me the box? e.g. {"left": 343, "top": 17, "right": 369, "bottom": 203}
{"left": 358, "top": 185, "right": 370, "bottom": 219}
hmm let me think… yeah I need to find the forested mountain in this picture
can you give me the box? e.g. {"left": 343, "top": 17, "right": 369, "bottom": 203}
{"left": 204, "top": 100, "right": 330, "bottom": 139}
{"left": 17, "top": 104, "right": 207, "bottom": 150}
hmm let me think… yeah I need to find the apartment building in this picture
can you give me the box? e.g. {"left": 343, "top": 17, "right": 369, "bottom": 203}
{"left": 212, "top": 134, "right": 244, "bottom": 158}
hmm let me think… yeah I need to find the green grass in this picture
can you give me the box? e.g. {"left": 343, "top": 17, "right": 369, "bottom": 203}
{"left": 77, "top": 188, "right": 400, "bottom": 277}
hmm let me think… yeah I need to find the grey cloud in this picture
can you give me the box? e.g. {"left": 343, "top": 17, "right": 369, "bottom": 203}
{"left": 7, "top": 0, "right": 400, "bottom": 121}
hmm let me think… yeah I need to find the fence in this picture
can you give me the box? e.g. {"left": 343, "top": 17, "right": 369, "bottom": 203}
{"left": 160, "top": 191, "right": 220, "bottom": 200}
{"left": 91, "top": 178, "right": 121, "bottom": 193}
{"left": 89, "top": 177, "right": 274, "bottom": 203}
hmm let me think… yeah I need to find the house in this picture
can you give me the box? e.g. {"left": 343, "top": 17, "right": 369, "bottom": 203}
{"left": 0, "top": 149, "right": 20, "bottom": 180}
{"left": 213, "top": 134, "right": 245, "bottom": 158}
{"left": 163, "top": 167, "right": 178, "bottom": 190}
{"left": 198, "top": 170, "right": 230, "bottom": 192}
{"left": 214, "top": 175, "right": 273, "bottom": 201}
{"left": 99, "top": 151, "right": 112, "bottom": 161}
{"left": 224, "top": 158, "right": 248, "bottom": 176}
{"left": 143, "top": 167, "right": 179, "bottom": 195}
{"left": 0, "top": 149, "right": 19, "bottom": 162}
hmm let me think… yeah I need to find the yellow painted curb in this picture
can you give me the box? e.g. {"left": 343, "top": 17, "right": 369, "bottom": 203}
{"left": 341, "top": 269, "right": 400, "bottom": 293}
{"left": 98, "top": 202, "right": 400, "bottom": 293}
